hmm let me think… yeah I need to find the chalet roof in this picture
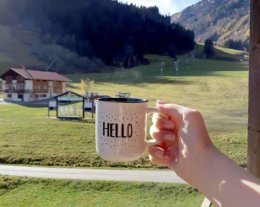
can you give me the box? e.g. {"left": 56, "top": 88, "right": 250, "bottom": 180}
{"left": 1, "top": 68, "right": 71, "bottom": 82}
{"left": 52, "top": 90, "right": 85, "bottom": 99}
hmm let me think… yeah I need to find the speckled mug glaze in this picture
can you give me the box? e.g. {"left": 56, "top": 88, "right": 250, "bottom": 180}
{"left": 95, "top": 98, "right": 159, "bottom": 162}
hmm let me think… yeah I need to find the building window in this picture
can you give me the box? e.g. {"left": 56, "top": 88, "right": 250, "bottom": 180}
{"left": 4, "top": 84, "right": 12, "bottom": 92}
{"left": 53, "top": 81, "right": 62, "bottom": 94}
{"left": 17, "top": 83, "right": 25, "bottom": 91}
{"left": 18, "top": 94, "right": 23, "bottom": 99}
{"left": 34, "top": 85, "right": 40, "bottom": 90}
{"left": 6, "top": 76, "right": 12, "bottom": 83}
{"left": 16, "top": 76, "right": 24, "bottom": 83}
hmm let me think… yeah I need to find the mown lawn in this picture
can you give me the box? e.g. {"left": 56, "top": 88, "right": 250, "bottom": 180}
{"left": 0, "top": 52, "right": 248, "bottom": 167}
{"left": 0, "top": 176, "right": 203, "bottom": 207}
{"left": 69, "top": 55, "right": 249, "bottom": 166}
{"left": 0, "top": 51, "right": 247, "bottom": 207}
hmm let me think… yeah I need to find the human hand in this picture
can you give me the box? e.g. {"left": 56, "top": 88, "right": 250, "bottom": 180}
{"left": 148, "top": 101, "right": 214, "bottom": 184}
{"left": 149, "top": 101, "right": 260, "bottom": 207}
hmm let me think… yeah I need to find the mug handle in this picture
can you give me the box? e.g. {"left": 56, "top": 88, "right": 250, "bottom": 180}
{"left": 145, "top": 107, "right": 167, "bottom": 147}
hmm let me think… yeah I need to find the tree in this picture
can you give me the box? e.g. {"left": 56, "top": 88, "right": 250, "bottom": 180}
{"left": 168, "top": 44, "right": 177, "bottom": 58}
{"left": 204, "top": 39, "right": 215, "bottom": 58}
{"left": 224, "top": 39, "right": 249, "bottom": 51}
{"left": 0, "top": 0, "right": 195, "bottom": 71}
{"left": 80, "top": 79, "right": 95, "bottom": 95}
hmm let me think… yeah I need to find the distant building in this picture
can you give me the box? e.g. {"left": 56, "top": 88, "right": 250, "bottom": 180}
{"left": 0, "top": 68, "right": 71, "bottom": 102}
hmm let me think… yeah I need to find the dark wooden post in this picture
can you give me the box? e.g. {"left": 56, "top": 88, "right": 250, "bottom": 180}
{"left": 56, "top": 99, "right": 59, "bottom": 119}
{"left": 91, "top": 99, "right": 94, "bottom": 120}
{"left": 248, "top": 0, "right": 260, "bottom": 177}
{"left": 83, "top": 97, "right": 85, "bottom": 119}
{"left": 48, "top": 101, "right": 50, "bottom": 118}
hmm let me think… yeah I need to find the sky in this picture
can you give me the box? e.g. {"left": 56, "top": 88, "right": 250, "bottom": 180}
{"left": 117, "top": 0, "right": 201, "bottom": 15}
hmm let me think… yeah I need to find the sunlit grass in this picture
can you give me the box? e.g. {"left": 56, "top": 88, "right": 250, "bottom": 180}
{"left": 0, "top": 27, "right": 249, "bottom": 207}
{"left": 0, "top": 176, "right": 203, "bottom": 207}
{"left": 0, "top": 53, "right": 249, "bottom": 167}
{"left": 68, "top": 55, "right": 249, "bottom": 166}
{"left": 214, "top": 45, "right": 248, "bottom": 55}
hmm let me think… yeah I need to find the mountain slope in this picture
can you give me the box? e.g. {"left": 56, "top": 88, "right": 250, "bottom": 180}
{"left": 171, "top": 0, "right": 249, "bottom": 47}
{"left": 0, "top": 24, "right": 47, "bottom": 74}
{"left": 0, "top": 0, "right": 195, "bottom": 74}
{"left": 0, "top": 24, "right": 104, "bottom": 74}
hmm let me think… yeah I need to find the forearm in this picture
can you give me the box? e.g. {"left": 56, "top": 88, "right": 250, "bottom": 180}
{"left": 151, "top": 102, "right": 260, "bottom": 206}
{"left": 189, "top": 146, "right": 260, "bottom": 207}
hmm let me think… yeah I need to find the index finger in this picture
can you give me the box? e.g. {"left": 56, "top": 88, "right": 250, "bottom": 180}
{"left": 152, "top": 113, "right": 174, "bottom": 130}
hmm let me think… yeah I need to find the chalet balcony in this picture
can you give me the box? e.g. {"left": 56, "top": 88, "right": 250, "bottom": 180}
{"left": 3, "top": 89, "right": 33, "bottom": 93}
{"left": 3, "top": 83, "right": 32, "bottom": 93}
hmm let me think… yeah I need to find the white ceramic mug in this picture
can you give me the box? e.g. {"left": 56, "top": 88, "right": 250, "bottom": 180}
{"left": 95, "top": 97, "right": 159, "bottom": 162}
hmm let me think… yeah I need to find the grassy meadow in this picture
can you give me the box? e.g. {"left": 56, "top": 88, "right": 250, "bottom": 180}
{"left": 68, "top": 51, "right": 249, "bottom": 166}
{"left": 0, "top": 176, "right": 203, "bottom": 207}
{"left": 0, "top": 48, "right": 248, "bottom": 207}
{"left": 0, "top": 48, "right": 248, "bottom": 168}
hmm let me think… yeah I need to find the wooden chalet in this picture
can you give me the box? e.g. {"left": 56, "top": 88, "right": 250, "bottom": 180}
{"left": 0, "top": 68, "right": 71, "bottom": 102}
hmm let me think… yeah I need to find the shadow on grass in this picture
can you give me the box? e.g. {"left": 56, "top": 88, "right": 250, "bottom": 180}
{"left": 68, "top": 59, "right": 248, "bottom": 85}
{"left": 111, "top": 77, "right": 195, "bottom": 86}
{"left": 177, "top": 63, "right": 248, "bottom": 77}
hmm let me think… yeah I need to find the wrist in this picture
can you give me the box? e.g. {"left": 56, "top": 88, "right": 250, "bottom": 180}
{"left": 171, "top": 143, "right": 218, "bottom": 185}
{"left": 189, "top": 144, "right": 219, "bottom": 185}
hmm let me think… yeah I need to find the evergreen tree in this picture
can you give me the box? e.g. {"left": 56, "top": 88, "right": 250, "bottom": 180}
{"left": 204, "top": 39, "right": 214, "bottom": 58}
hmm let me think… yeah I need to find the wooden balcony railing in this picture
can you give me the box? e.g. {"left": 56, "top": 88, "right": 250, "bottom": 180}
{"left": 3, "top": 89, "right": 33, "bottom": 93}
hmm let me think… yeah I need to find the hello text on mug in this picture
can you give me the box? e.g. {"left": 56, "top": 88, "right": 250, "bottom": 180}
{"left": 102, "top": 122, "right": 133, "bottom": 138}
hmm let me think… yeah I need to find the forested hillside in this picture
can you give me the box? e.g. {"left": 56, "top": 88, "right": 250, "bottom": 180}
{"left": 172, "top": 0, "right": 249, "bottom": 50}
{"left": 0, "top": 0, "right": 194, "bottom": 73}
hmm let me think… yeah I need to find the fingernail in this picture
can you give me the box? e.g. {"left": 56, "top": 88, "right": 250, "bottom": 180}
{"left": 165, "top": 134, "right": 175, "bottom": 141}
{"left": 155, "top": 150, "right": 164, "bottom": 158}
{"left": 157, "top": 100, "right": 165, "bottom": 104}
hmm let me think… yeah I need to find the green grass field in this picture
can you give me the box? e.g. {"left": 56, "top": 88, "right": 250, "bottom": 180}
{"left": 0, "top": 53, "right": 248, "bottom": 167}
{"left": 70, "top": 56, "right": 248, "bottom": 165}
{"left": 0, "top": 176, "right": 203, "bottom": 207}
{"left": 0, "top": 49, "right": 248, "bottom": 207}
